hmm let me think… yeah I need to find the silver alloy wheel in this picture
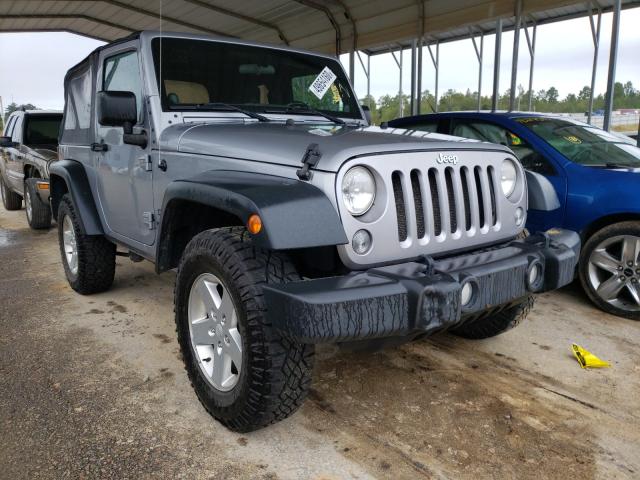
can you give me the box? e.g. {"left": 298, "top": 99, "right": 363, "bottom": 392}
{"left": 188, "top": 273, "right": 242, "bottom": 392}
{"left": 588, "top": 234, "right": 640, "bottom": 311}
{"left": 62, "top": 215, "right": 79, "bottom": 275}
{"left": 25, "top": 188, "right": 32, "bottom": 222}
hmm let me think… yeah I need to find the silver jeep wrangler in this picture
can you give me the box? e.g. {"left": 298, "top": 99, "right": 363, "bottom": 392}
{"left": 52, "top": 31, "right": 579, "bottom": 432}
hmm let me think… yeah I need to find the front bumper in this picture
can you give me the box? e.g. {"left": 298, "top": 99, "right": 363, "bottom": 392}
{"left": 263, "top": 229, "right": 580, "bottom": 344}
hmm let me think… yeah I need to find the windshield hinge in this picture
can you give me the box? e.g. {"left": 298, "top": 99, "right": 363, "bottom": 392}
{"left": 296, "top": 143, "right": 322, "bottom": 181}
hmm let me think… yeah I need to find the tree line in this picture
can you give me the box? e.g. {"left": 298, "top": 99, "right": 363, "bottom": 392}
{"left": 362, "top": 81, "right": 640, "bottom": 125}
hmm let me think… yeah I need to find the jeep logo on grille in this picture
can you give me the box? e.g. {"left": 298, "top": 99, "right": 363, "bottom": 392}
{"left": 437, "top": 153, "right": 458, "bottom": 165}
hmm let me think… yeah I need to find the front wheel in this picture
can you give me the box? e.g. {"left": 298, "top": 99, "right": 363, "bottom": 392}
{"left": 175, "top": 227, "right": 314, "bottom": 432}
{"left": 579, "top": 222, "right": 640, "bottom": 320}
{"left": 25, "top": 179, "right": 52, "bottom": 229}
{"left": 451, "top": 296, "right": 534, "bottom": 339}
{"left": 57, "top": 194, "right": 116, "bottom": 294}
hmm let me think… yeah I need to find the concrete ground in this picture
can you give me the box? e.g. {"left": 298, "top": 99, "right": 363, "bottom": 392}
{"left": 1, "top": 204, "right": 639, "bottom": 480}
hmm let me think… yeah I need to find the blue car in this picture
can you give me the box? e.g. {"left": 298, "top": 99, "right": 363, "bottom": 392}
{"left": 389, "top": 112, "right": 640, "bottom": 320}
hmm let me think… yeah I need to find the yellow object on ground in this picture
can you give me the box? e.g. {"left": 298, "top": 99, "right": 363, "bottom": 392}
{"left": 572, "top": 344, "right": 611, "bottom": 369}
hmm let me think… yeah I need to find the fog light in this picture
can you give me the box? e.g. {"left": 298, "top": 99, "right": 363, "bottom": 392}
{"left": 529, "top": 264, "right": 541, "bottom": 285}
{"left": 526, "top": 261, "right": 544, "bottom": 290}
{"left": 515, "top": 207, "right": 525, "bottom": 226}
{"left": 352, "top": 229, "right": 372, "bottom": 255}
{"left": 461, "top": 282, "right": 474, "bottom": 306}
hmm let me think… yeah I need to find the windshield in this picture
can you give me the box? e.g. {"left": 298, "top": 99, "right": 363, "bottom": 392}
{"left": 515, "top": 117, "right": 640, "bottom": 167}
{"left": 151, "top": 38, "right": 361, "bottom": 119}
{"left": 24, "top": 114, "right": 62, "bottom": 146}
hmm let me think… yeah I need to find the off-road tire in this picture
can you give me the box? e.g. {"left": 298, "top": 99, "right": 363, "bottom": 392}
{"left": 1, "top": 175, "right": 22, "bottom": 210}
{"left": 25, "top": 178, "right": 52, "bottom": 229}
{"left": 579, "top": 222, "right": 640, "bottom": 320}
{"left": 57, "top": 194, "right": 116, "bottom": 294}
{"left": 451, "top": 296, "right": 534, "bottom": 339}
{"left": 175, "top": 227, "right": 314, "bottom": 432}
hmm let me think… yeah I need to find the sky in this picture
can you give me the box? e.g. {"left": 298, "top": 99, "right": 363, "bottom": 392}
{"left": 0, "top": 7, "right": 639, "bottom": 112}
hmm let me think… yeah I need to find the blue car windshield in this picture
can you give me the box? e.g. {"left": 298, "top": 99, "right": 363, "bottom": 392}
{"left": 516, "top": 117, "right": 640, "bottom": 168}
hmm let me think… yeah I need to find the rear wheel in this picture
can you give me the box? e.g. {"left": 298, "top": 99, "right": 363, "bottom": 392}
{"left": 24, "top": 178, "right": 52, "bottom": 229}
{"left": 57, "top": 194, "right": 116, "bottom": 294}
{"left": 451, "top": 296, "right": 534, "bottom": 339}
{"left": 1, "top": 175, "right": 22, "bottom": 211}
{"left": 175, "top": 227, "right": 314, "bottom": 432}
{"left": 579, "top": 222, "right": 640, "bottom": 320}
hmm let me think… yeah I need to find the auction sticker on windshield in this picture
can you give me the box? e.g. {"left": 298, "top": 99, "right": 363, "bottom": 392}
{"left": 309, "top": 67, "right": 337, "bottom": 100}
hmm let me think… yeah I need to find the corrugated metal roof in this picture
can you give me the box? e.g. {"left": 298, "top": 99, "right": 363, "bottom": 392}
{"left": 0, "top": 0, "right": 638, "bottom": 55}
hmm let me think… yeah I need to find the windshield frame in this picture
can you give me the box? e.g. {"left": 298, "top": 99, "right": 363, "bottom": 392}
{"left": 514, "top": 116, "right": 640, "bottom": 168}
{"left": 150, "top": 36, "right": 364, "bottom": 121}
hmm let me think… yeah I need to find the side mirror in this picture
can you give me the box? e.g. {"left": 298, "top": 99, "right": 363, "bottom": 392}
{"left": 97, "top": 91, "right": 147, "bottom": 149}
{"left": 97, "top": 91, "right": 137, "bottom": 134}
{"left": 0, "top": 136, "right": 17, "bottom": 148}
{"left": 361, "top": 105, "right": 372, "bottom": 125}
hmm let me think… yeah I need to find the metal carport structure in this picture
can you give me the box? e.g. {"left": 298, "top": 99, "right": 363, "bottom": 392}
{"left": 1, "top": 0, "right": 639, "bottom": 132}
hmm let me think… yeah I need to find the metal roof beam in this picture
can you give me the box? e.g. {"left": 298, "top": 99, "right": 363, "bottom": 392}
{"left": 37, "top": 0, "right": 233, "bottom": 37}
{"left": 180, "top": 0, "right": 289, "bottom": 44}
{"left": 0, "top": 27, "right": 109, "bottom": 42}
{"left": 293, "top": 0, "right": 342, "bottom": 56}
{"left": 0, "top": 13, "right": 135, "bottom": 35}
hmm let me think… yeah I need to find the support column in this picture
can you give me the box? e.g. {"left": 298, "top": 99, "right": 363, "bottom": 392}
{"left": 391, "top": 47, "right": 404, "bottom": 117}
{"left": 603, "top": 0, "right": 621, "bottom": 131}
{"left": 417, "top": 38, "right": 423, "bottom": 113}
{"left": 411, "top": 39, "right": 418, "bottom": 115}
{"left": 428, "top": 42, "right": 440, "bottom": 112}
{"left": 524, "top": 17, "right": 537, "bottom": 111}
{"left": 588, "top": 3, "right": 602, "bottom": 125}
{"left": 492, "top": 18, "right": 503, "bottom": 111}
{"left": 349, "top": 50, "right": 355, "bottom": 85}
{"left": 509, "top": 0, "right": 522, "bottom": 111}
{"left": 471, "top": 29, "right": 484, "bottom": 111}
{"left": 356, "top": 51, "right": 371, "bottom": 107}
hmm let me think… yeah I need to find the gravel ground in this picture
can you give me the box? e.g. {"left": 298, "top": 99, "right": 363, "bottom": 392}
{"left": 1, "top": 204, "right": 639, "bottom": 479}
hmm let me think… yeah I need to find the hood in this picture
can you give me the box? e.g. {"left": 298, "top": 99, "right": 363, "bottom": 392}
{"left": 31, "top": 147, "right": 58, "bottom": 162}
{"left": 159, "top": 122, "right": 510, "bottom": 172}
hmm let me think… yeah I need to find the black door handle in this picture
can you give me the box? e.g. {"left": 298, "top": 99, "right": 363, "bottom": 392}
{"left": 91, "top": 142, "right": 109, "bottom": 152}
{"left": 158, "top": 159, "right": 167, "bottom": 171}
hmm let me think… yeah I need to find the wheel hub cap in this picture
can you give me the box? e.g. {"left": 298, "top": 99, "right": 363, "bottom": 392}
{"left": 62, "top": 216, "right": 78, "bottom": 275}
{"left": 588, "top": 234, "right": 640, "bottom": 311}
{"left": 188, "top": 273, "right": 242, "bottom": 392}
{"left": 26, "top": 190, "right": 32, "bottom": 221}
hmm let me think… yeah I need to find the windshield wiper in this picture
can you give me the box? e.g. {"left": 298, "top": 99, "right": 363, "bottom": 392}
{"left": 284, "top": 102, "right": 346, "bottom": 125}
{"left": 169, "top": 102, "right": 271, "bottom": 122}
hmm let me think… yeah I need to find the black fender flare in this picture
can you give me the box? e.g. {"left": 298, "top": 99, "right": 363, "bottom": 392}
{"left": 49, "top": 159, "right": 104, "bottom": 235}
{"left": 157, "top": 170, "right": 347, "bottom": 264}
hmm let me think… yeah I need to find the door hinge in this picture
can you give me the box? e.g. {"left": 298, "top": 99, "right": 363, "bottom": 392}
{"left": 140, "top": 154, "right": 152, "bottom": 172}
{"left": 142, "top": 211, "right": 156, "bottom": 230}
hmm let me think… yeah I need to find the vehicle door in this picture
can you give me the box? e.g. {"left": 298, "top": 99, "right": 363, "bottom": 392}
{"left": 5, "top": 113, "right": 26, "bottom": 193}
{"left": 94, "top": 44, "right": 155, "bottom": 246}
{"left": 1, "top": 115, "right": 17, "bottom": 184}
{"left": 449, "top": 118, "right": 566, "bottom": 231}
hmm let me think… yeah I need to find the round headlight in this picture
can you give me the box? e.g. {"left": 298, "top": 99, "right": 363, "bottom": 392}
{"left": 501, "top": 159, "right": 518, "bottom": 197}
{"left": 342, "top": 166, "right": 375, "bottom": 216}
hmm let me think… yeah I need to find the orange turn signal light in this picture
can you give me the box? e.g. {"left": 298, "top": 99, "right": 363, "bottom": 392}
{"left": 36, "top": 182, "right": 50, "bottom": 190}
{"left": 247, "top": 214, "right": 262, "bottom": 235}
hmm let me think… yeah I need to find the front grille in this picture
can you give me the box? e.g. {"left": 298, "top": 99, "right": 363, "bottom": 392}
{"left": 391, "top": 164, "right": 498, "bottom": 243}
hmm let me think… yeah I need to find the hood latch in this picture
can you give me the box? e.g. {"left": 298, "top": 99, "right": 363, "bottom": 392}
{"left": 296, "top": 143, "right": 322, "bottom": 181}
